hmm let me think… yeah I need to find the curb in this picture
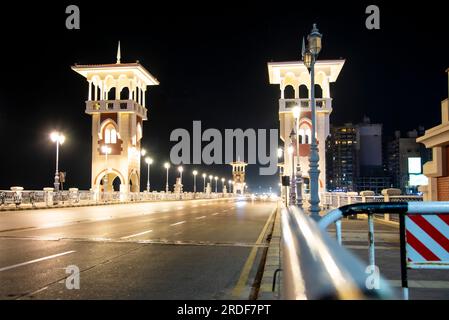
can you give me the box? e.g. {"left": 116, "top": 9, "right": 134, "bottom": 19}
{"left": 257, "top": 203, "right": 282, "bottom": 300}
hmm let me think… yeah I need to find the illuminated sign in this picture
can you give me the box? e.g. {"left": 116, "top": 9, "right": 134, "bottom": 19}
{"left": 409, "top": 174, "right": 428, "bottom": 186}
{"left": 408, "top": 157, "right": 422, "bottom": 174}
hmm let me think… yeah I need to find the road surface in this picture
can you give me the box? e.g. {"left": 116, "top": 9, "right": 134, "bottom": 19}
{"left": 0, "top": 198, "right": 277, "bottom": 300}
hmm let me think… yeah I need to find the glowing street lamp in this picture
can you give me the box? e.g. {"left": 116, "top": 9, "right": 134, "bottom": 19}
{"left": 145, "top": 157, "right": 153, "bottom": 192}
{"left": 209, "top": 175, "right": 213, "bottom": 187}
{"left": 214, "top": 176, "right": 218, "bottom": 193}
{"left": 202, "top": 173, "right": 207, "bottom": 192}
{"left": 193, "top": 170, "right": 198, "bottom": 193}
{"left": 221, "top": 178, "right": 225, "bottom": 192}
{"left": 228, "top": 180, "right": 233, "bottom": 193}
{"left": 140, "top": 148, "right": 146, "bottom": 157}
{"left": 50, "top": 131, "right": 65, "bottom": 191}
{"left": 164, "top": 162, "right": 170, "bottom": 193}
{"left": 178, "top": 166, "right": 184, "bottom": 184}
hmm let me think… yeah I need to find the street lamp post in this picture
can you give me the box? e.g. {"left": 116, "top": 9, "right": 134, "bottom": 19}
{"left": 164, "top": 162, "right": 170, "bottom": 193}
{"left": 302, "top": 23, "right": 323, "bottom": 219}
{"left": 287, "top": 144, "right": 295, "bottom": 206}
{"left": 178, "top": 166, "right": 183, "bottom": 184}
{"left": 202, "top": 173, "right": 207, "bottom": 192}
{"left": 292, "top": 106, "right": 303, "bottom": 209}
{"left": 193, "top": 170, "right": 198, "bottom": 193}
{"left": 214, "top": 176, "right": 218, "bottom": 193}
{"left": 221, "top": 178, "right": 225, "bottom": 192}
{"left": 228, "top": 180, "right": 232, "bottom": 193}
{"left": 145, "top": 157, "right": 153, "bottom": 192}
{"left": 50, "top": 132, "right": 65, "bottom": 192}
{"left": 209, "top": 175, "right": 213, "bottom": 192}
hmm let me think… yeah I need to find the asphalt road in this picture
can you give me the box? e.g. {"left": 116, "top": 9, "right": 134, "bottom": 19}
{"left": 0, "top": 199, "right": 277, "bottom": 300}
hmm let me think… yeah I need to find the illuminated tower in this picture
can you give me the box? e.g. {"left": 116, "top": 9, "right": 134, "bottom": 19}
{"left": 230, "top": 161, "right": 247, "bottom": 194}
{"left": 72, "top": 43, "right": 159, "bottom": 196}
{"left": 267, "top": 59, "right": 344, "bottom": 193}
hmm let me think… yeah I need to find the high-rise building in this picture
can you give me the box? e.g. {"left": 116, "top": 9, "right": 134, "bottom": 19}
{"left": 387, "top": 128, "right": 430, "bottom": 193}
{"left": 326, "top": 117, "right": 390, "bottom": 193}
{"left": 356, "top": 117, "right": 383, "bottom": 176}
{"left": 326, "top": 124, "right": 358, "bottom": 192}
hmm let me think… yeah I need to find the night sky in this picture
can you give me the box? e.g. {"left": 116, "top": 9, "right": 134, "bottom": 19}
{"left": 0, "top": 1, "right": 447, "bottom": 192}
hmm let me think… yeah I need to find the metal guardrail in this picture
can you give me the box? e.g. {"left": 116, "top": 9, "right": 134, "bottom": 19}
{"left": 282, "top": 205, "right": 395, "bottom": 299}
{"left": 318, "top": 201, "right": 449, "bottom": 299}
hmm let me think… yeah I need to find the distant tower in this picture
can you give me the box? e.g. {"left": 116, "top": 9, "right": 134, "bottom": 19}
{"left": 230, "top": 161, "right": 247, "bottom": 194}
{"left": 267, "top": 59, "right": 344, "bottom": 193}
{"left": 72, "top": 43, "right": 159, "bottom": 196}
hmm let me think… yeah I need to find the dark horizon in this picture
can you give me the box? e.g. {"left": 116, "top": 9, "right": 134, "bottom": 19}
{"left": 0, "top": 1, "right": 447, "bottom": 191}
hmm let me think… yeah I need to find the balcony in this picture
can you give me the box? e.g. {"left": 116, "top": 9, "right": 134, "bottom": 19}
{"left": 279, "top": 98, "right": 332, "bottom": 114}
{"left": 85, "top": 100, "right": 147, "bottom": 119}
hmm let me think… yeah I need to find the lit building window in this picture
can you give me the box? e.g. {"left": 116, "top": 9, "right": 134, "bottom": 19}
{"left": 104, "top": 124, "right": 117, "bottom": 144}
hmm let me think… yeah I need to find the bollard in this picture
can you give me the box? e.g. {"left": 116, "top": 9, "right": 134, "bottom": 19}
{"left": 43, "top": 187, "right": 54, "bottom": 206}
{"left": 10, "top": 187, "right": 24, "bottom": 208}
{"left": 69, "top": 188, "right": 79, "bottom": 204}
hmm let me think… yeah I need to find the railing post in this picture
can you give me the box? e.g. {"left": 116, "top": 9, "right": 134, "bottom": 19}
{"left": 381, "top": 188, "right": 401, "bottom": 222}
{"left": 10, "top": 186, "right": 24, "bottom": 208}
{"left": 43, "top": 187, "right": 54, "bottom": 206}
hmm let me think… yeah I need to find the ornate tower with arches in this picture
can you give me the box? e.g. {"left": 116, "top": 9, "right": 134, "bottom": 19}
{"left": 72, "top": 43, "right": 159, "bottom": 196}
{"left": 267, "top": 59, "right": 344, "bottom": 193}
{"left": 229, "top": 161, "right": 247, "bottom": 195}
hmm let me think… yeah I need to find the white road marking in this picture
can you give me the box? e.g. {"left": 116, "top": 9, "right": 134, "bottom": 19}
{"left": 0, "top": 251, "right": 76, "bottom": 272}
{"left": 170, "top": 221, "right": 186, "bottom": 226}
{"left": 212, "top": 212, "right": 220, "bottom": 216}
{"left": 120, "top": 230, "right": 153, "bottom": 239}
{"left": 195, "top": 216, "right": 206, "bottom": 220}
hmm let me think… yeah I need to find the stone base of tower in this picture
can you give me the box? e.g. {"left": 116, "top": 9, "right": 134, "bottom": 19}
{"left": 233, "top": 182, "right": 245, "bottom": 195}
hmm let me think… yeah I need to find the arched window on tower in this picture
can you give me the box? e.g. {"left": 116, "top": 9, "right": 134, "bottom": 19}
{"left": 298, "top": 85, "right": 308, "bottom": 99}
{"left": 104, "top": 123, "right": 118, "bottom": 144}
{"left": 298, "top": 128, "right": 305, "bottom": 144}
{"left": 284, "top": 85, "right": 295, "bottom": 99}
{"left": 305, "top": 128, "right": 311, "bottom": 144}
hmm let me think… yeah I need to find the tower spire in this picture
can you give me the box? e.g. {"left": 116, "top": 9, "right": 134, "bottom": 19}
{"left": 116, "top": 41, "right": 121, "bottom": 64}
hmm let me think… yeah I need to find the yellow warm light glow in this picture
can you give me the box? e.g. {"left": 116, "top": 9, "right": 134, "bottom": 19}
{"left": 101, "top": 145, "right": 111, "bottom": 154}
{"left": 50, "top": 132, "right": 65, "bottom": 144}
{"left": 193, "top": 170, "right": 198, "bottom": 176}
{"left": 164, "top": 162, "right": 170, "bottom": 169}
{"left": 145, "top": 157, "right": 153, "bottom": 165}
{"left": 202, "top": 173, "right": 206, "bottom": 178}
{"left": 292, "top": 106, "right": 300, "bottom": 119}
{"left": 178, "top": 166, "right": 183, "bottom": 173}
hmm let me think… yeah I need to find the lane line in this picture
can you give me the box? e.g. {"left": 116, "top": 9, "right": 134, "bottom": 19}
{"left": 120, "top": 230, "right": 153, "bottom": 239}
{"left": 0, "top": 251, "right": 76, "bottom": 272}
{"left": 232, "top": 205, "right": 277, "bottom": 298}
{"left": 170, "top": 221, "right": 186, "bottom": 227}
{"left": 195, "top": 216, "right": 206, "bottom": 220}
